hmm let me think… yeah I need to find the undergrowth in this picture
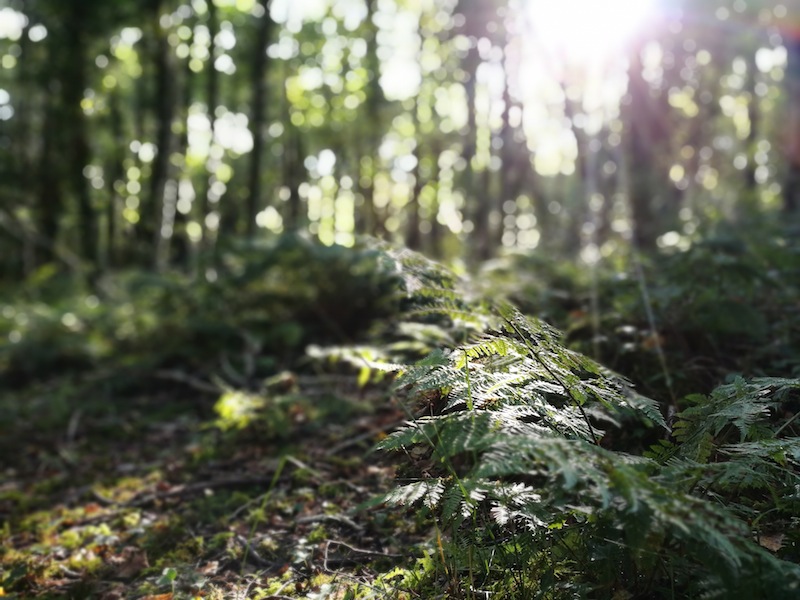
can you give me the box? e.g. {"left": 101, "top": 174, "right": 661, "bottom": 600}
{"left": 3, "top": 228, "right": 800, "bottom": 599}
{"left": 378, "top": 256, "right": 800, "bottom": 598}
{"left": 483, "top": 220, "right": 800, "bottom": 400}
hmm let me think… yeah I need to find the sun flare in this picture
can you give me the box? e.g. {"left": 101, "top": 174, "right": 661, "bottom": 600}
{"left": 526, "top": 0, "right": 657, "bottom": 67}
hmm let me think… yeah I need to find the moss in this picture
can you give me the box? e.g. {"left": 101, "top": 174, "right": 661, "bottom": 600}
{"left": 151, "top": 534, "right": 205, "bottom": 570}
{"left": 208, "top": 531, "right": 234, "bottom": 551}
{"left": 67, "top": 547, "right": 103, "bottom": 572}
{"left": 311, "top": 572, "right": 336, "bottom": 587}
{"left": 307, "top": 525, "right": 327, "bottom": 544}
{"left": 317, "top": 482, "right": 349, "bottom": 498}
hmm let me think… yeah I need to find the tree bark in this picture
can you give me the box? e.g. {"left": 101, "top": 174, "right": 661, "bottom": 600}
{"left": 200, "top": 0, "right": 219, "bottom": 247}
{"left": 625, "top": 47, "right": 660, "bottom": 250}
{"left": 246, "top": 0, "right": 274, "bottom": 238}
{"left": 105, "top": 91, "right": 126, "bottom": 268}
{"left": 150, "top": 3, "right": 178, "bottom": 269}
{"left": 63, "top": 2, "right": 96, "bottom": 264}
{"left": 37, "top": 93, "right": 62, "bottom": 265}
{"left": 359, "top": 0, "right": 384, "bottom": 236}
{"left": 783, "top": 35, "right": 800, "bottom": 213}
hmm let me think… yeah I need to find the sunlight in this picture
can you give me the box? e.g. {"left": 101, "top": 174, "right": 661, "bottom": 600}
{"left": 526, "top": 0, "right": 656, "bottom": 67}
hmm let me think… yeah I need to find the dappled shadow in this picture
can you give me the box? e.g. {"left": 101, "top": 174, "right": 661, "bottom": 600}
{"left": 0, "top": 371, "right": 428, "bottom": 598}
{"left": 0, "top": 237, "right": 454, "bottom": 598}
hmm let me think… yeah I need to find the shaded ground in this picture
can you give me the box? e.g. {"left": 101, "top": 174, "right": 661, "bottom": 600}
{"left": 1, "top": 373, "right": 432, "bottom": 599}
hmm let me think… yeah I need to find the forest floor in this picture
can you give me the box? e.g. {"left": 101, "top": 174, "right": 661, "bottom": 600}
{"left": 4, "top": 227, "right": 799, "bottom": 599}
{"left": 1, "top": 373, "right": 431, "bottom": 599}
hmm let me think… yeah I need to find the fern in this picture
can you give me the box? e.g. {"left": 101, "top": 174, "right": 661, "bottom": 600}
{"left": 378, "top": 292, "right": 800, "bottom": 598}
{"left": 674, "top": 377, "right": 800, "bottom": 456}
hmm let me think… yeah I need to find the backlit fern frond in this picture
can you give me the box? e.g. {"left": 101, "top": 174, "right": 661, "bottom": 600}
{"left": 379, "top": 292, "right": 800, "bottom": 597}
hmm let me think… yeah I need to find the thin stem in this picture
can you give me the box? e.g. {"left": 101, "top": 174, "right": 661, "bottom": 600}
{"left": 632, "top": 251, "right": 677, "bottom": 409}
{"left": 464, "top": 349, "right": 474, "bottom": 411}
{"left": 505, "top": 314, "right": 600, "bottom": 445}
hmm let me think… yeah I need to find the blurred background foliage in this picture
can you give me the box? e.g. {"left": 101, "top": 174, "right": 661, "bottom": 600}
{"left": 1, "top": 0, "right": 799, "bottom": 271}
{"left": 1, "top": 0, "right": 799, "bottom": 392}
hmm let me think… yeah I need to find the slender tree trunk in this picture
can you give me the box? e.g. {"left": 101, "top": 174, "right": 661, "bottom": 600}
{"left": 11, "top": 21, "right": 32, "bottom": 201}
{"left": 127, "top": 37, "right": 148, "bottom": 266}
{"left": 35, "top": 18, "right": 74, "bottom": 267}
{"left": 200, "top": 0, "right": 219, "bottom": 247}
{"left": 407, "top": 151, "right": 423, "bottom": 250}
{"left": 783, "top": 35, "right": 800, "bottom": 213}
{"left": 457, "top": 0, "right": 501, "bottom": 261}
{"left": 13, "top": 21, "right": 35, "bottom": 273}
{"left": 63, "top": 3, "right": 96, "bottom": 264}
{"left": 562, "top": 92, "right": 588, "bottom": 254}
{"left": 461, "top": 41, "right": 483, "bottom": 259}
{"left": 284, "top": 122, "right": 304, "bottom": 231}
{"left": 530, "top": 170, "right": 552, "bottom": 249}
{"left": 497, "top": 78, "right": 515, "bottom": 250}
{"left": 279, "top": 61, "right": 302, "bottom": 231}
{"left": 246, "top": 0, "right": 274, "bottom": 238}
{"left": 106, "top": 91, "right": 126, "bottom": 268}
{"left": 625, "top": 48, "right": 658, "bottom": 250}
{"left": 744, "top": 50, "right": 759, "bottom": 193}
{"left": 171, "top": 34, "right": 194, "bottom": 269}
{"left": 150, "top": 3, "right": 178, "bottom": 269}
{"left": 405, "top": 94, "right": 424, "bottom": 249}
{"left": 429, "top": 139, "right": 445, "bottom": 257}
{"left": 596, "top": 141, "right": 616, "bottom": 246}
{"left": 360, "top": 0, "right": 384, "bottom": 236}
{"left": 37, "top": 94, "right": 62, "bottom": 265}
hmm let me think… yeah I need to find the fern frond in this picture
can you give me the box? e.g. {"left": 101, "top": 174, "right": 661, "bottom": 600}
{"left": 374, "top": 260, "right": 800, "bottom": 598}
{"left": 383, "top": 479, "right": 447, "bottom": 508}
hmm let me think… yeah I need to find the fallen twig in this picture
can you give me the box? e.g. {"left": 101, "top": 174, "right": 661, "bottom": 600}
{"left": 323, "top": 539, "right": 403, "bottom": 570}
{"left": 228, "top": 491, "right": 271, "bottom": 520}
{"left": 296, "top": 513, "right": 364, "bottom": 532}
{"left": 285, "top": 455, "right": 326, "bottom": 480}
{"left": 235, "top": 534, "right": 273, "bottom": 568}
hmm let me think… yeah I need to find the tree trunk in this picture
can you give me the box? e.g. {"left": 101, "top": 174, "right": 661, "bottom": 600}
{"left": 461, "top": 42, "right": 482, "bottom": 259}
{"left": 63, "top": 2, "right": 96, "bottom": 264}
{"left": 497, "top": 79, "right": 515, "bottom": 250}
{"left": 783, "top": 35, "right": 800, "bottom": 213}
{"left": 246, "top": 0, "right": 274, "bottom": 238}
{"left": 171, "top": 31, "right": 194, "bottom": 269}
{"left": 11, "top": 20, "right": 36, "bottom": 273}
{"left": 150, "top": 4, "right": 178, "bottom": 269}
{"left": 625, "top": 48, "right": 659, "bottom": 250}
{"left": 744, "top": 49, "right": 759, "bottom": 193}
{"left": 360, "top": 0, "right": 384, "bottom": 236}
{"left": 200, "top": 0, "right": 220, "bottom": 248}
{"left": 37, "top": 94, "right": 62, "bottom": 265}
{"left": 105, "top": 91, "right": 126, "bottom": 268}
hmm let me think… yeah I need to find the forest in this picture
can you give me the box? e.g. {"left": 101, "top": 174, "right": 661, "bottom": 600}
{"left": 1, "top": 0, "right": 800, "bottom": 598}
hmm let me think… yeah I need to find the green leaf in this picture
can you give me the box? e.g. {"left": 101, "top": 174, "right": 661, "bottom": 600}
{"left": 156, "top": 567, "right": 178, "bottom": 586}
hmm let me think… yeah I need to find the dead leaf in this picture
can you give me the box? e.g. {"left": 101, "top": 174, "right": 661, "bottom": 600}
{"left": 198, "top": 561, "right": 219, "bottom": 576}
{"left": 641, "top": 333, "right": 665, "bottom": 350}
{"left": 109, "top": 546, "right": 149, "bottom": 578}
{"left": 84, "top": 502, "right": 102, "bottom": 515}
{"left": 758, "top": 533, "right": 785, "bottom": 552}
